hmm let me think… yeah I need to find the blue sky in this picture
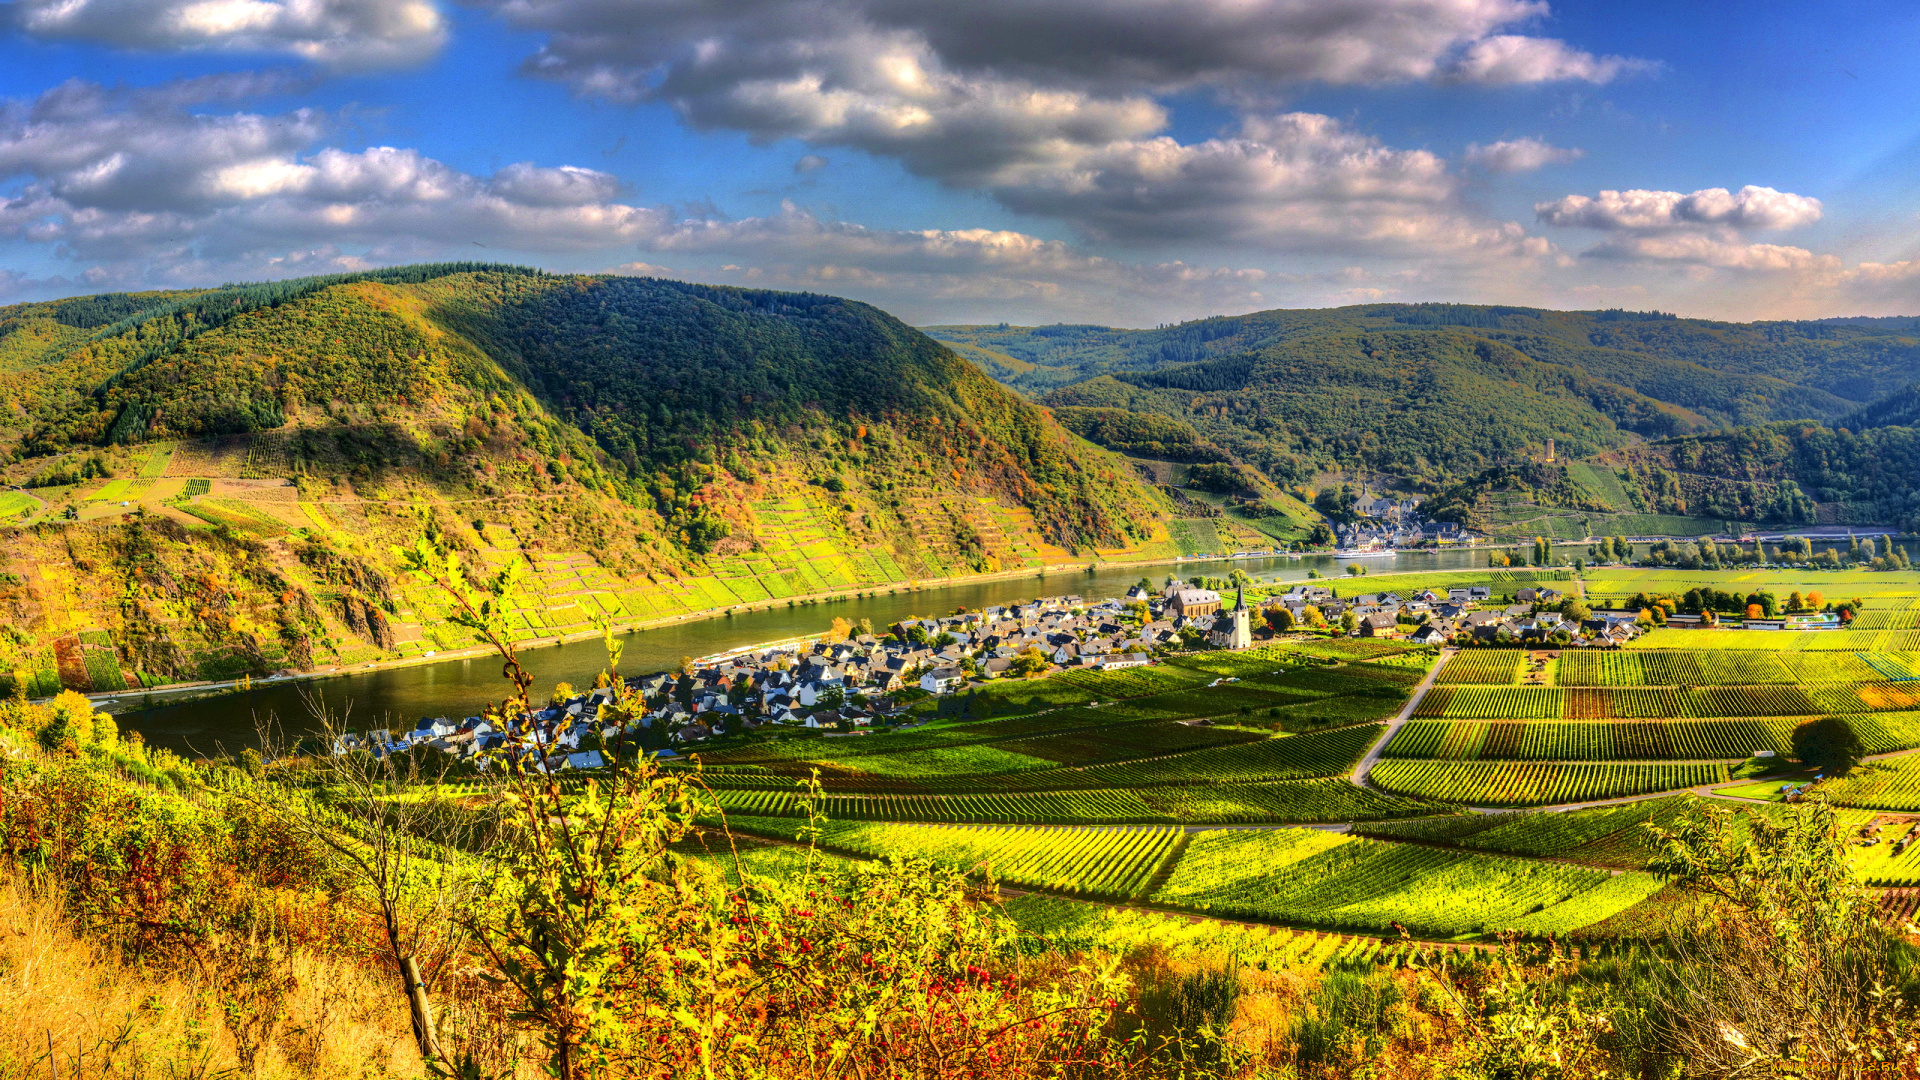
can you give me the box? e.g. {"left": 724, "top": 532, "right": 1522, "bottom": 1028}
{"left": 2, "top": 0, "right": 1918, "bottom": 325}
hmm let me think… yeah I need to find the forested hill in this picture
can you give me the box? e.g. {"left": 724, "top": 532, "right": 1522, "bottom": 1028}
{"left": 927, "top": 305, "right": 1920, "bottom": 417}
{"left": 0, "top": 267, "right": 1172, "bottom": 693}
{"left": 926, "top": 304, "right": 1920, "bottom": 515}
{"left": 1033, "top": 328, "right": 1702, "bottom": 491}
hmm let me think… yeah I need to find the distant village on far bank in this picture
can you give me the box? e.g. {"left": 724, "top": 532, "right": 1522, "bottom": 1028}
{"left": 339, "top": 571, "right": 1661, "bottom": 770}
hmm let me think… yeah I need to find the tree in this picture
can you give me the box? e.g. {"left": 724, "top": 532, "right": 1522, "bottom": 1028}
{"left": 1338, "top": 610, "right": 1358, "bottom": 634}
{"left": 1268, "top": 606, "right": 1295, "bottom": 632}
{"left": 829, "top": 616, "right": 854, "bottom": 641}
{"left": 1308, "top": 522, "right": 1335, "bottom": 547}
{"left": 1010, "top": 646, "right": 1049, "bottom": 677}
{"left": 1300, "top": 605, "right": 1325, "bottom": 628}
{"left": 1791, "top": 716, "right": 1864, "bottom": 774}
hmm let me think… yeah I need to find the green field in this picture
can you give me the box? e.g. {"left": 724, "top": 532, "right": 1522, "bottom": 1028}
{"left": 668, "top": 575, "right": 1920, "bottom": 944}
{"left": 1149, "top": 827, "right": 1660, "bottom": 939}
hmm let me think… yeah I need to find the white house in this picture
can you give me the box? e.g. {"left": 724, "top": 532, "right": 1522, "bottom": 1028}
{"left": 920, "top": 666, "right": 967, "bottom": 694}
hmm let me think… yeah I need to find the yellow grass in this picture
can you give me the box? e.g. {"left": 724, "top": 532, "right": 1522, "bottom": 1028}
{"left": 0, "top": 874, "right": 427, "bottom": 1079}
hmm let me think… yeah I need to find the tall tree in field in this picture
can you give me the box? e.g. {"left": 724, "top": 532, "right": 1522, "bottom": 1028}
{"left": 1791, "top": 717, "right": 1864, "bottom": 774}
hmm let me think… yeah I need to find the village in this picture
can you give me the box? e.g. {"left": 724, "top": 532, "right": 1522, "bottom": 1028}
{"left": 337, "top": 574, "right": 1652, "bottom": 770}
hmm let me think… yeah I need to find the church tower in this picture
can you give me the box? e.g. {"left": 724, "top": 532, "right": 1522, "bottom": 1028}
{"left": 1228, "top": 583, "right": 1253, "bottom": 649}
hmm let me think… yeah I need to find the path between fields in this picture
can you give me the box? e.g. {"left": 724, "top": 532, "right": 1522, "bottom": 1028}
{"left": 1351, "top": 647, "right": 1453, "bottom": 792}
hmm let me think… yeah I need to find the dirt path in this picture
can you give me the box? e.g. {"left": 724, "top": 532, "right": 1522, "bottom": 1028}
{"left": 1351, "top": 648, "right": 1453, "bottom": 790}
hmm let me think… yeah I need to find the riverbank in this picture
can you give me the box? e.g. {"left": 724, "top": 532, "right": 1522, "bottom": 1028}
{"left": 83, "top": 553, "right": 1158, "bottom": 714}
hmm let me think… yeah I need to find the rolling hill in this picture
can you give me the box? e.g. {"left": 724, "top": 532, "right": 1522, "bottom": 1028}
{"left": 928, "top": 304, "right": 1920, "bottom": 537}
{"left": 0, "top": 266, "right": 1177, "bottom": 694}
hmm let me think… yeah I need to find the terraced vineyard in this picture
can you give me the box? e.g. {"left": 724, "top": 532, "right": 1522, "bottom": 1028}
{"left": 1382, "top": 719, "right": 1778, "bottom": 760}
{"left": 726, "top": 818, "right": 1181, "bottom": 900}
{"left": 1369, "top": 760, "right": 1727, "bottom": 806}
{"left": 1002, "top": 894, "right": 1397, "bottom": 970}
{"left": 1433, "top": 650, "right": 1524, "bottom": 685}
{"left": 1150, "top": 828, "right": 1663, "bottom": 939}
{"left": 1815, "top": 757, "right": 1920, "bottom": 812}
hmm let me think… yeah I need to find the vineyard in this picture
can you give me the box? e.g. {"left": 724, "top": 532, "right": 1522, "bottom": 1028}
{"left": 1815, "top": 758, "right": 1920, "bottom": 812}
{"left": 1434, "top": 650, "right": 1524, "bottom": 685}
{"left": 532, "top": 577, "right": 1920, "bottom": 945}
{"left": 1420, "top": 683, "right": 1834, "bottom": 720}
{"left": 1149, "top": 828, "right": 1659, "bottom": 938}
{"left": 1002, "top": 895, "right": 1399, "bottom": 970}
{"left": 1354, "top": 797, "right": 1697, "bottom": 866}
{"left": 727, "top": 819, "right": 1184, "bottom": 900}
{"left": 1381, "top": 719, "right": 1779, "bottom": 761}
{"left": 712, "top": 775, "right": 1436, "bottom": 825}
{"left": 1369, "top": 760, "right": 1728, "bottom": 806}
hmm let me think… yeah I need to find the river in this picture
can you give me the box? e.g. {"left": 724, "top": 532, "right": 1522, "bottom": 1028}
{"left": 114, "top": 547, "right": 1504, "bottom": 755}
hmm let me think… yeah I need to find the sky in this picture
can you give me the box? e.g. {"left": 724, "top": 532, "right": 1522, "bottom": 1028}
{"left": 2, "top": 0, "right": 1920, "bottom": 326}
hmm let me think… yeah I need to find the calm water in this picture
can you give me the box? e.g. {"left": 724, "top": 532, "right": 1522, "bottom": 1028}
{"left": 116, "top": 548, "right": 1495, "bottom": 755}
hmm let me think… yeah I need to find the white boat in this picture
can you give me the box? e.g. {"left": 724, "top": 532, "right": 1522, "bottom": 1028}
{"left": 1333, "top": 548, "right": 1398, "bottom": 558}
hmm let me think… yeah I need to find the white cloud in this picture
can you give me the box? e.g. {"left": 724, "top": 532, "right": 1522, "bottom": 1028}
{"left": 1443, "top": 35, "right": 1648, "bottom": 85}
{"left": 1537, "top": 185, "right": 1823, "bottom": 233}
{"left": 0, "top": 78, "right": 1320, "bottom": 323}
{"left": 5, "top": 0, "right": 445, "bottom": 66}
{"left": 0, "top": 79, "right": 666, "bottom": 263}
{"left": 1534, "top": 185, "right": 1830, "bottom": 274}
{"left": 978, "top": 113, "right": 1550, "bottom": 259}
{"left": 472, "top": 0, "right": 1637, "bottom": 253}
{"left": 1463, "top": 137, "right": 1583, "bottom": 173}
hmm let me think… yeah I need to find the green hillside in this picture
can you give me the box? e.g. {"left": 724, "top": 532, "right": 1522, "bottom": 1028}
{"left": 927, "top": 305, "right": 1916, "bottom": 416}
{"left": 931, "top": 303, "right": 1920, "bottom": 535}
{"left": 0, "top": 267, "right": 1176, "bottom": 692}
{"left": 1037, "top": 329, "right": 1695, "bottom": 490}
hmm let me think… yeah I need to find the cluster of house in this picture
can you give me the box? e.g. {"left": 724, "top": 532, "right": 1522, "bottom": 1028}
{"left": 1337, "top": 494, "right": 1468, "bottom": 550}
{"left": 1257, "top": 582, "right": 1646, "bottom": 647}
{"left": 332, "top": 575, "right": 1660, "bottom": 769}
{"left": 332, "top": 685, "right": 622, "bottom": 771}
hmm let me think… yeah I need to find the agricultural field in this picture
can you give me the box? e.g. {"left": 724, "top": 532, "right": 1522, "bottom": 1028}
{"left": 1001, "top": 894, "right": 1400, "bottom": 970}
{"left": 1813, "top": 757, "right": 1920, "bottom": 812}
{"left": 663, "top": 569, "right": 1920, "bottom": 949}
{"left": 1354, "top": 797, "right": 1698, "bottom": 867}
{"left": 1434, "top": 650, "right": 1522, "bottom": 685}
{"left": 1369, "top": 760, "right": 1728, "bottom": 807}
{"left": 1149, "top": 828, "right": 1660, "bottom": 939}
{"left": 1381, "top": 719, "right": 1780, "bottom": 761}
{"left": 730, "top": 818, "right": 1181, "bottom": 901}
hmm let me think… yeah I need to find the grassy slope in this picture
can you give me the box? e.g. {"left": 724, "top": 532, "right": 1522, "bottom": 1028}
{"left": 0, "top": 270, "right": 1174, "bottom": 692}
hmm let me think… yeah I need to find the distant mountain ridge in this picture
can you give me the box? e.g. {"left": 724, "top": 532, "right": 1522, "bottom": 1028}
{"left": 0, "top": 267, "right": 1176, "bottom": 694}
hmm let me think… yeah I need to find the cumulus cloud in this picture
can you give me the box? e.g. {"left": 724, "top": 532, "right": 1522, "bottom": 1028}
{"left": 0, "top": 78, "right": 666, "bottom": 265}
{"left": 1535, "top": 185, "right": 1829, "bottom": 272}
{"left": 0, "top": 77, "right": 1329, "bottom": 323}
{"left": 961, "top": 112, "right": 1549, "bottom": 259}
{"left": 1443, "top": 35, "right": 1648, "bottom": 85}
{"left": 600, "top": 204, "right": 1349, "bottom": 324}
{"left": 487, "top": 0, "right": 1639, "bottom": 100}
{"left": 1537, "top": 185, "right": 1823, "bottom": 233}
{"left": 1463, "top": 137, "right": 1583, "bottom": 173}
{"left": 5, "top": 0, "right": 445, "bottom": 67}
{"left": 470, "top": 0, "right": 1636, "bottom": 253}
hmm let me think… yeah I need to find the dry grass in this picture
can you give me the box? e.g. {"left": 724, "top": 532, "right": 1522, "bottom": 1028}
{"left": 0, "top": 873, "right": 425, "bottom": 1079}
